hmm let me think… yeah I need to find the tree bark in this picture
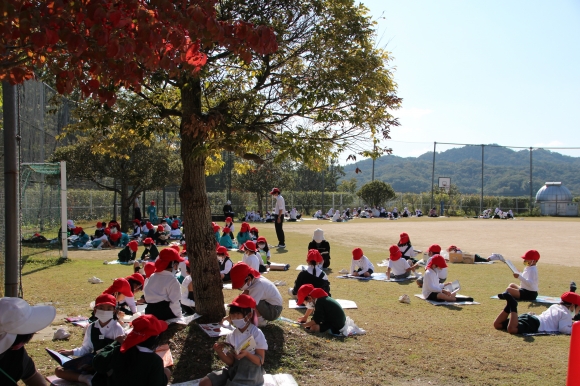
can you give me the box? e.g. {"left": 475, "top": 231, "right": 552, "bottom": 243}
{"left": 180, "top": 78, "right": 226, "bottom": 323}
{"left": 120, "top": 182, "right": 131, "bottom": 233}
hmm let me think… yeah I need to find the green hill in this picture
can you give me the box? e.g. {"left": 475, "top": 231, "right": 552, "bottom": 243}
{"left": 342, "top": 145, "right": 580, "bottom": 196}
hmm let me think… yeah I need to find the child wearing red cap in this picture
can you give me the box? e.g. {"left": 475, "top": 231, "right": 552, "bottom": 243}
{"left": 398, "top": 232, "right": 418, "bottom": 263}
{"left": 425, "top": 244, "right": 447, "bottom": 283}
{"left": 118, "top": 240, "right": 138, "bottom": 263}
{"left": 241, "top": 241, "right": 262, "bottom": 272}
{"left": 55, "top": 294, "right": 125, "bottom": 385}
{"left": 144, "top": 221, "right": 155, "bottom": 239}
{"left": 71, "top": 227, "right": 89, "bottom": 248}
{"left": 386, "top": 245, "right": 419, "bottom": 279}
{"left": 169, "top": 221, "right": 182, "bottom": 239}
{"left": 140, "top": 237, "right": 159, "bottom": 261}
{"left": 494, "top": 291, "right": 580, "bottom": 335}
{"left": 236, "top": 222, "right": 252, "bottom": 247}
{"left": 422, "top": 255, "right": 472, "bottom": 302}
{"left": 224, "top": 217, "right": 235, "bottom": 239}
{"left": 200, "top": 295, "right": 268, "bottom": 386}
{"left": 250, "top": 227, "right": 259, "bottom": 241}
{"left": 154, "top": 225, "right": 169, "bottom": 246}
{"left": 180, "top": 261, "right": 195, "bottom": 316}
{"left": 131, "top": 219, "right": 142, "bottom": 239}
{"left": 349, "top": 248, "right": 374, "bottom": 277}
{"left": 297, "top": 284, "right": 346, "bottom": 334}
{"left": 217, "top": 246, "right": 234, "bottom": 282}
{"left": 292, "top": 250, "right": 331, "bottom": 323}
{"left": 230, "top": 263, "right": 283, "bottom": 324}
{"left": 256, "top": 237, "right": 271, "bottom": 269}
{"left": 93, "top": 315, "right": 170, "bottom": 385}
{"left": 118, "top": 273, "right": 145, "bottom": 315}
{"left": 103, "top": 278, "right": 134, "bottom": 306}
{"left": 219, "top": 227, "right": 234, "bottom": 249}
{"left": 307, "top": 228, "right": 331, "bottom": 269}
{"left": 213, "top": 222, "right": 222, "bottom": 243}
{"left": 504, "top": 250, "right": 540, "bottom": 300}
{"left": 143, "top": 248, "right": 184, "bottom": 321}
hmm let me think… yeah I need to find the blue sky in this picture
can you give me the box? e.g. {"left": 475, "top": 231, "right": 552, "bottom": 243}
{"left": 345, "top": 0, "right": 580, "bottom": 161}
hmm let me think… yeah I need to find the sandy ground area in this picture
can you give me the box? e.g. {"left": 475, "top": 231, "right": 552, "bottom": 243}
{"left": 284, "top": 217, "right": 580, "bottom": 267}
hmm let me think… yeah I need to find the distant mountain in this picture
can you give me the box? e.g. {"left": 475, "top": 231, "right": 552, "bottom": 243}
{"left": 342, "top": 146, "right": 580, "bottom": 196}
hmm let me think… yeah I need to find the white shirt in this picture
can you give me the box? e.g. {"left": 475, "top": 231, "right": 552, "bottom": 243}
{"left": 388, "top": 258, "right": 411, "bottom": 276}
{"left": 220, "top": 258, "right": 233, "bottom": 275}
{"left": 274, "top": 195, "right": 285, "bottom": 215}
{"left": 349, "top": 255, "right": 375, "bottom": 275}
{"left": 143, "top": 271, "right": 182, "bottom": 318}
{"left": 399, "top": 245, "right": 417, "bottom": 258}
{"left": 426, "top": 255, "right": 447, "bottom": 280}
{"left": 225, "top": 324, "right": 268, "bottom": 354}
{"left": 242, "top": 253, "right": 261, "bottom": 272}
{"left": 331, "top": 211, "right": 341, "bottom": 222}
{"left": 303, "top": 266, "right": 328, "bottom": 281}
{"left": 537, "top": 304, "right": 574, "bottom": 334}
{"left": 73, "top": 320, "right": 124, "bottom": 357}
{"left": 170, "top": 229, "right": 182, "bottom": 237}
{"left": 519, "top": 266, "right": 539, "bottom": 292}
{"left": 290, "top": 208, "right": 297, "bottom": 220}
{"left": 422, "top": 268, "right": 444, "bottom": 298}
{"left": 123, "top": 296, "right": 138, "bottom": 314}
{"left": 180, "top": 275, "right": 195, "bottom": 307}
{"left": 247, "top": 277, "right": 283, "bottom": 306}
{"left": 95, "top": 234, "right": 109, "bottom": 242}
{"left": 163, "top": 224, "right": 171, "bottom": 232}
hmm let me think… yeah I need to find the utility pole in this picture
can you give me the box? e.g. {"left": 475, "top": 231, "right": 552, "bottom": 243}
{"left": 529, "top": 147, "right": 533, "bottom": 214}
{"left": 430, "top": 142, "right": 436, "bottom": 209}
{"left": 480, "top": 145, "right": 484, "bottom": 215}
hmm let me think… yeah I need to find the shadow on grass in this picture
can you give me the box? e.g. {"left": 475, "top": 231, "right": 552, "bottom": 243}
{"left": 274, "top": 249, "right": 289, "bottom": 254}
{"left": 21, "top": 257, "right": 69, "bottom": 276}
{"left": 170, "top": 323, "right": 218, "bottom": 383}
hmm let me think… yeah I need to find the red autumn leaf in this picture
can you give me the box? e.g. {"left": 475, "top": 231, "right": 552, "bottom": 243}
{"left": 88, "top": 79, "right": 99, "bottom": 90}
{"left": 107, "top": 39, "right": 120, "bottom": 57}
{"left": 30, "top": 32, "right": 47, "bottom": 49}
{"left": 45, "top": 29, "right": 59, "bottom": 45}
{"left": 67, "top": 34, "right": 87, "bottom": 56}
{"left": 109, "top": 10, "right": 122, "bottom": 27}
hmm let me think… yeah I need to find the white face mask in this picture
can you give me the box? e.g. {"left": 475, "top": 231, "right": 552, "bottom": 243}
{"left": 218, "top": 256, "right": 224, "bottom": 263}
{"left": 95, "top": 310, "right": 114, "bottom": 323}
{"left": 231, "top": 316, "right": 249, "bottom": 329}
{"left": 258, "top": 243, "right": 266, "bottom": 249}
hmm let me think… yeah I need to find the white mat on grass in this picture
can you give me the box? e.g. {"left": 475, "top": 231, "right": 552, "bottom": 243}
{"left": 171, "top": 373, "right": 298, "bottom": 386}
{"left": 336, "top": 272, "right": 388, "bottom": 281}
{"left": 223, "top": 283, "right": 232, "bottom": 290}
{"left": 289, "top": 299, "right": 357, "bottom": 309}
{"left": 414, "top": 294, "right": 480, "bottom": 306}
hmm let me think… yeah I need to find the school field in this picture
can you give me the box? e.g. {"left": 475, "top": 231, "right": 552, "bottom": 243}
{"left": 20, "top": 217, "right": 580, "bottom": 385}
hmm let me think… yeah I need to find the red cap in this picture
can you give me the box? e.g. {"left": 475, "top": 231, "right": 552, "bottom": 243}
{"left": 307, "top": 249, "right": 323, "bottom": 264}
{"left": 120, "top": 315, "right": 167, "bottom": 353}
{"left": 144, "top": 262, "right": 155, "bottom": 278}
{"left": 143, "top": 237, "right": 154, "bottom": 245}
{"left": 110, "top": 232, "right": 121, "bottom": 242}
{"left": 150, "top": 201, "right": 155, "bottom": 205}
{"left": 159, "top": 248, "right": 184, "bottom": 263}
{"left": 133, "top": 219, "right": 141, "bottom": 224}
{"left": 170, "top": 244, "right": 181, "bottom": 253}
{"left": 125, "top": 273, "right": 145, "bottom": 288}
{"left": 240, "top": 222, "right": 250, "bottom": 233}
{"left": 269, "top": 188, "right": 280, "bottom": 195}
{"left": 216, "top": 246, "right": 229, "bottom": 257}
{"left": 297, "top": 284, "right": 315, "bottom": 305}
{"left": 171, "top": 220, "right": 179, "bottom": 230}
{"left": 103, "top": 278, "right": 133, "bottom": 297}
{"left": 157, "top": 225, "right": 164, "bottom": 232}
{"left": 104, "top": 228, "right": 111, "bottom": 235}
{"left": 242, "top": 241, "right": 256, "bottom": 252}
{"left": 128, "top": 240, "right": 139, "bottom": 252}
{"left": 229, "top": 294, "right": 256, "bottom": 309}
{"left": 96, "top": 222, "right": 102, "bottom": 228}
{"left": 256, "top": 236, "right": 267, "bottom": 244}
{"left": 250, "top": 227, "right": 259, "bottom": 233}
{"left": 72, "top": 227, "right": 81, "bottom": 235}
{"left": 352, "top": 248, "right": 364, "bottom": 260}
{"left": 426, "top": 254, "right": 447, "bottom": 270}
{"left": 146, "top": 222, "right": 153, "bottom": 229}
{"left": 447, "top": 245, "right": 459, "bottom": 252}
{"left": 427, "top": 244, "right": 441, "bottom": 253}
{"left": 310, "top": 288, "right": 328, "bottom": 299}
{"left": 389, "top": 245, "right": 402, "bottom": 261}
{"left": 225, "top": 217, "right": 233, "bottom": 223}
{"left": 561, "top": 292, "right": 580, "bottom": 305}
{"left": 230, "top": 262, "right": 260, "bottom": 289}
{"left": 521, "top": 250, "right": 540, "bottom": 261}
{"left": 95, "top": 293, "right": 117, "bottom": 308}
{"left": 213, "top": 224, "right": 221, "bottom": 233}
{"left": 399, "top": 232, "right": 410, "bottom": 244}
{"left": 222, "top": 227, "right": 231, "bottom": 234}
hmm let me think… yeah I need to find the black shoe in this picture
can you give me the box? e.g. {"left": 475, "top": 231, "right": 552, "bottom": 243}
{"left": 571, "top": 281, "right": 577, "bottom": 293}
{"left": 497, "top": 292, "right": 506, "bottom": 300}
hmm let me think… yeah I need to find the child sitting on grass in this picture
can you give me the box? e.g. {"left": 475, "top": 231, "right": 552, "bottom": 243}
{"left": 224, "top": 217, "right": 235, "bottom": 239}
{"left": 217, "top": 246, "right": 233, "bottom": 281}
{"left": 144, "top": 248, "right": 184, "bottom": 321}
{"left": 386, "top": 245, "right": 419, "bottom": 279}
{"left": 292, "top": 250, "right": 331, "bottom": 323}
{"left": 504, "top": 249, "right": 539, "bottom": 300}
{"left": 236, "top": 222, "right": 252, "bottom": 247}
{"left": 219, "top": 227, "right": 234, "bottom": 249}
{"left": 307, "top": 228, "right": 331, "bottom": 269}
{"left": 199, "top": 295, "right": 267, "bottom": 386}
{"left": 256, "top": 237, "right": 271, "bottom": 269}
{"left": 349, "top": 248, "right": 374, "bottom": 277}
{"left": 494, "top": 291, "right": 580, "bottom": 334}
{"left": 398, "top": 232, "right": 418, "bottom": 263}
{"left": 118, "top": 241, "right": 138, "bottom": 263}
{"left": 241, "top": 241, "right": 262, "bottom": 272}
{"left": 422, "top": 255, "right": 473, "bottom": 302}
{"left": 140, "top": 237, "right": 159, "bottom": 261}
{"left": 180, "top": 260, "right": 195, "bottom": 316}
{"left": 426, "top": 244, "right": 447, "bottom": 283}
{"left": 71, "top": 227, "right": 89, "bottom": 248}
{"left": 297, "top": 284, "right": 346, "bottom": 335}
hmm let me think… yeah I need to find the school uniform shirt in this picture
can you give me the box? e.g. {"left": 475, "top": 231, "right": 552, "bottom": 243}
{"left": 422, "top": 268, "right": 444, "bottom": 298}
{"left": 388, "top": 258, "right": 411, "bottom": 276}
{"left": 519, "top": 265, "right": 539, "bottom": 292}
{"left": 399, "top": 244, "right": 417, "bottom": 259}
{"left": 219, "top": 234, "right": 233, "bottom": 249}
{"left": 292, "top": 266, "right": 331, "bottom": 296}
{"left": 143, "top": 270, "right": 182, "bottom": 318}
{"left": 123, "top": 296, "right": 138, "bottom": 314}
{"left": 220, "top": 257, "right": 233, "bottom": 275}
{"left": 236, "top": 232, "right": 251, "bottom": 246}
{"left": 243, "top": 253, "right": 261, "bottom": 272}
{"left": 0, "top": 346, "right": 36, "bottom": 384}
{"left": 226, "top": 324, "right": 268, "bottom": 355}
{"left": 426, "top": 255, "right": 447, "bottom": 280}
{"left": 163, "top": 224, "right": 171, "bottom": 232}
{"left": 180, "top": 275, "right": 195, "bottom": 307}
{"left": 537, "top": 304, "right": 574, "bottom": 334}
{"left": 133, "top": 226, "right": 141, "bottom": 237}
{"left": 73, "top": 320, "right": 124, "bottom": 357}
{"left": 349, "top": 255, "right": 374, "bottom": 275}
{"left": 274, "top": 195, "right": 285, "bottom": 215}
{"left": 141, "top": 245, "right": 159, "bottom": 260}
{"left": 247, "top": 277, "right": 283, "bottom": 306}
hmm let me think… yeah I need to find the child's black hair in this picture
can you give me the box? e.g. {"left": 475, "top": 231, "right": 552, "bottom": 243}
{"left": 398, "top": 240, "right": 412, "bottom": 247}
{"left": 229, "top": 305, "right": 252, "bottom": 317}
{"left": 127, "top": 278, "right": 143, "bottom": 292}
{"left": 11, "top": 333, "right": 34, "bottom": 347}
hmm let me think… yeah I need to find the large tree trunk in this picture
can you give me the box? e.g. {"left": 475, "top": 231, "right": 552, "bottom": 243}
{"left": 180, "top": 79, "right": 226, "bottom": 323}
{"left": 120, "top": 182, "right": 131, "bottom": 233}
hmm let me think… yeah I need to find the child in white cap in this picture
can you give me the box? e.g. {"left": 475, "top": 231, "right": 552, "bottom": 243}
{"left": 307, "top": 228, "right": 331, "bottom": 269}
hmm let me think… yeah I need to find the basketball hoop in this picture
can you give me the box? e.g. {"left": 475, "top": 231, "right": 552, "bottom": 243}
{"left": 438, "top": 177, "right": 451, "bottom": 193}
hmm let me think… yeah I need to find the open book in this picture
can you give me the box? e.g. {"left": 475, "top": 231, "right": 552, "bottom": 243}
{"left": 443, "top": 280, "right": 461, "bottom": 294}
{"left": 505, "top": 260, "right": 520, "bottom": 274}
{"left": 45, "top": 349, "right": 94, "bottom": 372}
{"left": 224, "top": 335, "right": 257, "bottom": 355}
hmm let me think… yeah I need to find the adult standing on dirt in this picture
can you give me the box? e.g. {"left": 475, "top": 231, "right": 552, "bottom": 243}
{"left": 270, "top": 188, "right": 286, "bottom": 248}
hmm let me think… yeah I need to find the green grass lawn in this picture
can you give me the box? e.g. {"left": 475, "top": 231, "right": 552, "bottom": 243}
{"left": 19, "top": 218, "right": 578, "bottom": 385}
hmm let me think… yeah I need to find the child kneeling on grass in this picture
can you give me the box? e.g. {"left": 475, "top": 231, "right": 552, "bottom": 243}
{"left": 494, "top": 291, "right": 580, "bottom": 334}
{"left": 92, "top": 315, "right": 170, "bottom": 386}
{"left": 504, "top": 249, "right": 540, "bottom": 300}
{"left": 422, "top": 255, "right": 473, "bottom": 302}
{"left": 387, "top": 245, "right": 419, "bottom": 279}
{"left": 55, "top": 294, "right": 125, "bottom": 385}
{"left": 292, "top": 250, "right": 331, "bottom": 323}
{"left": 200, "top": 294, "right": 267, "bottom": 386}
{"left": 349, "top": 248, "right": 374, "bottom": 277}
{"left": 117, "top": 240, "right": 138, "bottom": 263}
{"left": 297, "top": 284, "right": 346, "bottom": 334}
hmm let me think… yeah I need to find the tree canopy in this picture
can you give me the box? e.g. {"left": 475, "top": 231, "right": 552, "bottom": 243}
{"left": 357, "top": 180, "right": 396, "bottom": 207}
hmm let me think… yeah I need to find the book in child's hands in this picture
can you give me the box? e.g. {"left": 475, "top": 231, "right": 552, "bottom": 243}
{"left": 45, "top": 348, "right": 71, "bottom": 366}
{"left": 443, "top": 280, "right": 461, "bottom": 294}
{"left": 45, "top": 349, "right": 94, "bottom": 372}
{"left": 505, "top": 260, "right": 520, "bottom": 275}
{"left": 235, "top": 335, "right": 256, "bottom": 355}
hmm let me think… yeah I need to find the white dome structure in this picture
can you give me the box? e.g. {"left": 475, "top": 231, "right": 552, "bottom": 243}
{"left": 535, "top": 182, "right": 577, "bottom": 216}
